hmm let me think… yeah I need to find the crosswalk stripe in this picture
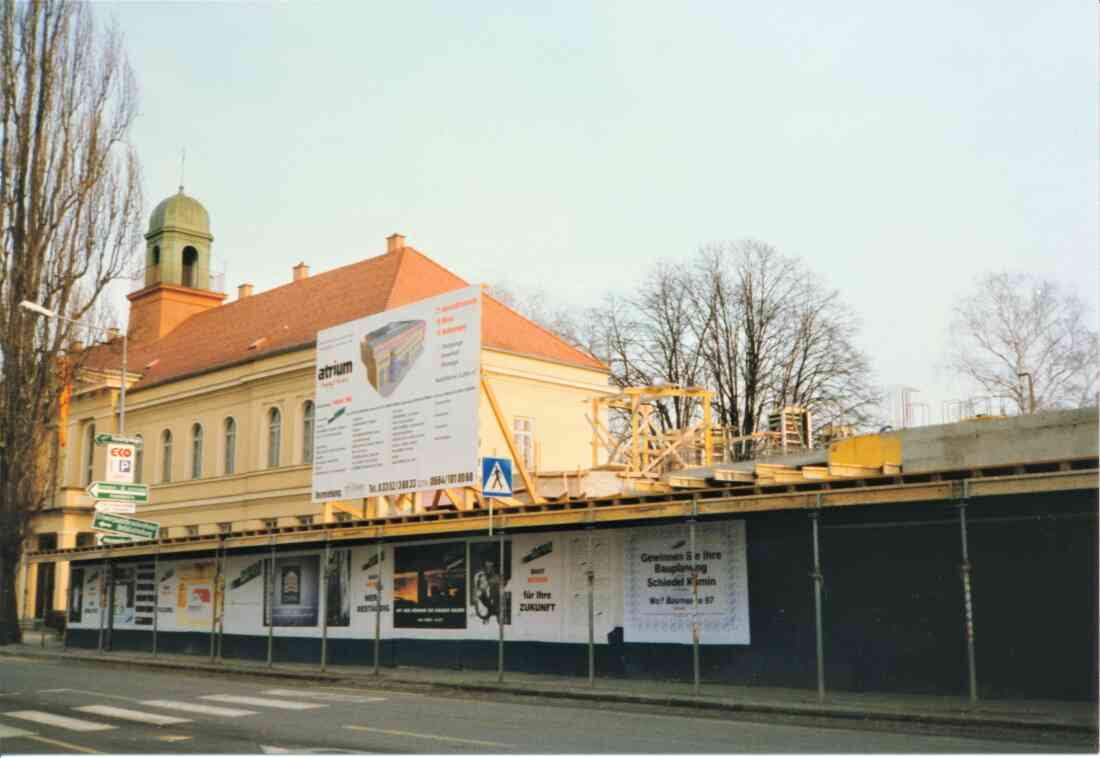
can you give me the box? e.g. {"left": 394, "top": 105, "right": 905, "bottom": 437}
{"left": 0, "top": 723, "right": 36, "bottom": 738}
{"left": 262, "top": 688, "right": 386, "bottom": 703}
{"left": 75, "top": 705, "right": 192, "bottom": 726}
{"left": 201, "top": 694, "right": 326, "bottom": 711}
{"left": 3, "top": 710, "right": 115, "bottom": 732}
{"left": 142, "top": 700, "right": 257, "bottom": 717}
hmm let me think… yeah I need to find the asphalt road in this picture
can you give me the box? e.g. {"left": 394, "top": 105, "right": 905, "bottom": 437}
{"left": 0, "top": 655, "right": 1083, "bottom": 754}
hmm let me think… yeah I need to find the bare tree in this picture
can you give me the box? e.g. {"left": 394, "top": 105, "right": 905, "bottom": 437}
{"left": 948, "top": 271, "right": 1099, "bottom": 413}
{"left": 0, "top": 0, "right": 142, "bottom": 644}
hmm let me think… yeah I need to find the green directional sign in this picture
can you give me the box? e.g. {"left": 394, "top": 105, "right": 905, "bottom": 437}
{"left": 86, "top": 481, "right": 149, "bottom": 503}
{"left": 92, "top": 511, "right": 159, "bottom": 541}
{"left": 95, "top": 433, "right": 143, "bottom": 448}
{"left": 96, "top": 534, "right": 133, "bottom": 546}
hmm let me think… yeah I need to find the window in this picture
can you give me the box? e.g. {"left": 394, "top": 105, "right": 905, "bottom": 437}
{"left": 83, "top": 423, "right": 96, "bottom": 484}
{"left": 224, "top": 417, "right": 236, "bottom": 475}
{"left": 263, "top": 518, "right": 278, "bottom": 530}
{"left": 75, "top": 532, "right": 95, "bottom": 548}
{"left": 334, "top": 511, "right": 352, "bottom": 523}
{"left": 302, "top": 401, "right": 315, "bottom": 464}
{"left": 218, "top": 522, "right": 231, "bottom": 534}
{"left": 297, "top": 515, "right": 314, "bottom": 526}
{"left": 152, "top": 246, "right": 161, "bottom": 265}
{"left": 267, "top": 407, "right": 282, "bottom": 468}
{"left": 513, "top": 417, "right": 535, "bottom": 471}
{"left": 182, "top": 246, "right": 198, "bottom": 288}
{"left": 161, "top": 429, "right": 173, "bottom": 483}
{"left": 38, "top": 533, "right": 58, "bottom": 551}
{"left": 191, "top": 423, "right": 203, "bottom": 479}
{"left": 134, "top": 435, "right": 144, "bottom": 484}
{"left": 186, "top": 525, "right": 199, "bottom": 537}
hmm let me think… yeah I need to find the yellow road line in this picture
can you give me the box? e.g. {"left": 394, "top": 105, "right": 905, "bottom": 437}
{"left": 25, "top": 734, "right": 101, "bottom": 753}
{"left": 344, "top": 725, "right": 515, "bottom": 748}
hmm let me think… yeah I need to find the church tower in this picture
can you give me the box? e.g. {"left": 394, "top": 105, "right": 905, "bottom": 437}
{"left": 128, "top": 187, "right": 226, "bottom": 344}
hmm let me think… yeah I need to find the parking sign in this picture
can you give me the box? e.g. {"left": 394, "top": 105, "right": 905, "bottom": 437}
{"left": 106, "top": 444, "right": 136, "bottom": 484}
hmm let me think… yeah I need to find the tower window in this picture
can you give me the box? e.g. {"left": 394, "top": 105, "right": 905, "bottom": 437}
{"left": 182, "top": 246, "right": 198, "bottom": 288}
{"left": 134, "top": 434, "right": 144, "bottom": 484}
{"left": 152, "top": 246, "right": 160, "bottom": 265}
{"left": 161, "top": 429, "right": 173, "bottom": 483}
{"left": 224, "top": 417, "right": 236, "bottom": 475}
{"left": 83, "top": 423, "right": 95, "bottom": 485}
{"left": 302, "top": 401, "right": 315, "bottom": 464}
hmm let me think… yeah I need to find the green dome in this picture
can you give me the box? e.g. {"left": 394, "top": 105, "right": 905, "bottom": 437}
{"left": 148, "top": 188, "right": 211, "bottom": 237}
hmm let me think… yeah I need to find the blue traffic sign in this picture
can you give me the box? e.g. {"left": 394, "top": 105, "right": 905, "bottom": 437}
{"left": 481, "top": 457, "right": 513, "bottom": 497}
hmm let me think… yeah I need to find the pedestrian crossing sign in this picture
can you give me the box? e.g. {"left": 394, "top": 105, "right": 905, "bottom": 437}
{"left": 481, "top": 457, "right": 513, "bottom": 497}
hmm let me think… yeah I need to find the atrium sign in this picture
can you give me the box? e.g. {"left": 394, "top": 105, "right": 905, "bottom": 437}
{"left": 312, "top": 286, "right": 482, "bottom": 501}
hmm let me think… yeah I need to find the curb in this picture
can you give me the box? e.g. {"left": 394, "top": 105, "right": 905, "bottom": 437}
{"left": 2, "top": 649, "right": 1095, "bottom": 740}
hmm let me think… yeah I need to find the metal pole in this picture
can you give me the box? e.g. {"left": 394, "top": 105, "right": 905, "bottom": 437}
{"left": 373, "top": 538, "right": 381, "bottom": 675}
{"left": 96, "top": 558, "right": 106, "bottom": 652}
{"left": 320, "top": 538, "right": 330, "bottom": 672}
{"left": 119, "top": 333, "right": 127, "bottom": 434}
{"left": 267, "top": 535, "right": 275, "bottom": 669}
{"left": 586, "top": 526, "right": 595, "bottom": 686}
{"left": 210, "top": 540, "right": 222, "bottom": 662}
{"left": 958, "top": 489, "right": 978, "bottom": 703}
{"left": 152, "top": 546, "right": 159, "bottom": 658}
{"left": 497, "top": 532, "right": 505, "bottom": 683}
{"left": 104, "top": 560, "right": 114, "bottom": 652}
{"left": 690, "top": 497, "right": 699, "bottom": 695}
{"left": 217, "top": 552, "right": 225, "bottom": 662}
{"left": 811, "top": 509, "right": 826, "bottom": 703}
{"left": 20, "top": 550, "right": 31, "bottom": 645}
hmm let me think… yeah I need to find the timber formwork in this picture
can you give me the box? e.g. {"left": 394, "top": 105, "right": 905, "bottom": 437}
{"left": 27, "top": 454, "right": 1099, "bottom": 564}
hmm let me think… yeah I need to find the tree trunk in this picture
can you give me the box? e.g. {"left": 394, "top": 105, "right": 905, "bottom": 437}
{"left": 0, "top": 541, "right": 23, "bottom": 645}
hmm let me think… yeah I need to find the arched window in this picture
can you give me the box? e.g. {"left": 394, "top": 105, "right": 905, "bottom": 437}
{"left": 224, "top": 418, "right": 236, "bottom": 475}
{"left": 267, "top": 408, "right": 281, "bottom": 468}
{"left": 302, "top": 401, "right": 315, "bottom": 464}
{"left": 134, "top": 434, "right": 144, "bottom": 484}
{"left": 182, "top": 246, "right": 198, "bottom": 288}
{"left": 191, "top": 423, "right": 203, "bottom": 479}
{"left": 152, "top": 246, "right": 161, "bottom": 265}
{"left": 83, "top": 423, "right": 96, "bottom": 484}
{"left": 161, "top": 429, "right": 173, "bottom": 483}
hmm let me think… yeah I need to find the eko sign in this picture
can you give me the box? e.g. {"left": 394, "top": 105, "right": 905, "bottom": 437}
{"left": 105, "top": 444, "right": 136, "bottom": 484}
{"left": 311, "top": 286, "right": 482, "bottom": 502}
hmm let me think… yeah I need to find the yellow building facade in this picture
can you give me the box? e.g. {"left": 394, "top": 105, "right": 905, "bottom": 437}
{"left": 17, "top": 190, "right": 610, "bottom": 625}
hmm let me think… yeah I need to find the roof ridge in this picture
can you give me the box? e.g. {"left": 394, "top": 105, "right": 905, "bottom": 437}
{"left": 384, "top": 246, "right": 469, "bottom": 309}
{"left": 483, "top": 292, "right": 608, "bottom": 371}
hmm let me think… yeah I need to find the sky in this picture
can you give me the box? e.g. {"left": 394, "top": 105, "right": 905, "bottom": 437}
{"left": 102, "top": 1, "right": 1098, "bottom": 425}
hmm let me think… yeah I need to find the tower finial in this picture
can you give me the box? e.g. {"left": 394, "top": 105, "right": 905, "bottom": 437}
{"left": 178, "top": 147, "right": 186, "bottom": 194}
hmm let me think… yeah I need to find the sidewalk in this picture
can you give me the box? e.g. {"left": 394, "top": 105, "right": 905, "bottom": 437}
{"left": 4, "top": 631, "right": 1097, "bottom": 743}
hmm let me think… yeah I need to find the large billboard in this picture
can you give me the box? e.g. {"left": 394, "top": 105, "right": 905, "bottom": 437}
{"left": 312, "top": 286, "right": 482, "bottom": 502}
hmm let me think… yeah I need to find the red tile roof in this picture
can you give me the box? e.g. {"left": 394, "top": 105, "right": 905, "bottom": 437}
{"left": 83, "top": 246, "right": 606, "bottom": 390}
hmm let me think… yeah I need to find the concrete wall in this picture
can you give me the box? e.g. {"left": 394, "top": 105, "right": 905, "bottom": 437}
{"left": 895, "top": 407, "right": 1099, "bottom": 473}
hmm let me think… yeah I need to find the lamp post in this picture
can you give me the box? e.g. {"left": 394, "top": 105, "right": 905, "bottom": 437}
{"left": 20, "top": 300, "right": 127, "bottom": 433}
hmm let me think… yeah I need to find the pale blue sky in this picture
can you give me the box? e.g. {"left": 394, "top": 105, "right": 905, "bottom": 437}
{"left": 104, "top": 1, "right": 1098, "bottom": 422}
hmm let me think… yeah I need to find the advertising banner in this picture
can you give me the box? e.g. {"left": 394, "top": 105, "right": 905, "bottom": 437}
{"left": 312, "top": 286, "right": 482, "bottom": 502}
{"left": 624, "top": 522, "right": 750, "bottom": 645}
{"left": 512, "top": 535, "right": 564, "bottom": 640}
{"left": 263, "top": 556, "right": 320, "bottom": 627}
{"left": 355, "top": 546, "right": 390, "bottom": 618}
{"left": 172, "top": 561, "right": 216, "bottom": 629}
{"left": 393, "top": 542, "right": 466, "bottom": 629}
{"left": 469, "top": 539, "right": 512, "bottom": 628}
{"left": 69, "top": 567, "right": 84, "bottom": 623}
{"left": 325, "top": 549, "right": 352, "bottom": 628}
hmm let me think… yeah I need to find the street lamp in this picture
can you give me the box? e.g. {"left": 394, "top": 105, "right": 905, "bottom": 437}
{"left": 19, "top": 300, "right": 128, "bottom": 434}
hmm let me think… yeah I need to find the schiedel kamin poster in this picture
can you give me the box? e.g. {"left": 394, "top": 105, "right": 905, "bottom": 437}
{"left": 393, "top": 543, "right": 466, "bottom": 629}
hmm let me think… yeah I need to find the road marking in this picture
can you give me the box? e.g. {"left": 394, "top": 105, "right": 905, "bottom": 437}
{"left": 143, "top": 699, "right": 258, "bottom": 717}
{"left": 0, "top": 723, "right": 36, "bottom": 738}
{"left": 25, "top": 734, "right": 101, "bottom": 753}
{"left": 158, "top": 735, "right": 193, "bottom": 742}
{"left": 344, "top": 725, "right": 515, "bottom": 748}
{"left": 4, "top": 710, "right": 116, "bottom": 732}
{"left": 41, "top": 688, "right": 136, "bottom": 701}
{"left": 202, "top": 694, "right": 326, "bottom": 710}
{"left": 262, "top": 689, "right": 386, "bottom": 704}
{"left": 75, "top": 704, "right": 192, "bottom": 725}
{"left": 0, "top": 656, "right": 36, "bottom": 663}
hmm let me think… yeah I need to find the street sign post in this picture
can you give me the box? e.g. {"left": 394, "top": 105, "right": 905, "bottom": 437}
{"left": 92, "top": 512, "right": 159, "bottom": 541}
{"left": 95, "top": 433, "right": 143, "bottom": 448}
{"left": 94, "top": 500, "right": 137, "bottom": 515}
{"left": 86, "top": 481, "right": 149, "bottom": 504}
{"left": 105, "top": 444, "right": 136, "bottom": 484}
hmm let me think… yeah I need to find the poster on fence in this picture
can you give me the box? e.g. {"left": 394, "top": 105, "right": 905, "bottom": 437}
{"left": 263, "top": 555, "right": 320, "bottom": 627}
{"left": 623, "top": 521, "right": 750, "bottom": 645}
{"left": 393, "top": 542, "right": 466, "bottom": 629}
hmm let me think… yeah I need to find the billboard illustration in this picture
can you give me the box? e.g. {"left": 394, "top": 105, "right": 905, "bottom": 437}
{"left": 360, "top": 320, "right": 426, "bottom": 397}
{"left": 325, "top": 549, "right": 352, "bottom": 627}
{"left": 264, "top": 555, "right": 320, "bottom": 627}
{"left": 393, "top": 543, "right": 466, "bottom": 629}
{"left": 312, "top": 286, "right": 481, "bottom": 501}
{"left": 469, "top": 540, "right": 512, "bottom": 626}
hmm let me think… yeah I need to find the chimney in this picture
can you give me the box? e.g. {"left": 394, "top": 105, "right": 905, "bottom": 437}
{"left": 386, "top": 233, "right": 406, "bottom": 253}
{"left": 238, "top": 283, "right": 253, "bottom": 300}
{"left": 293, "top": 262, "right": 310, "bottom": 282}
